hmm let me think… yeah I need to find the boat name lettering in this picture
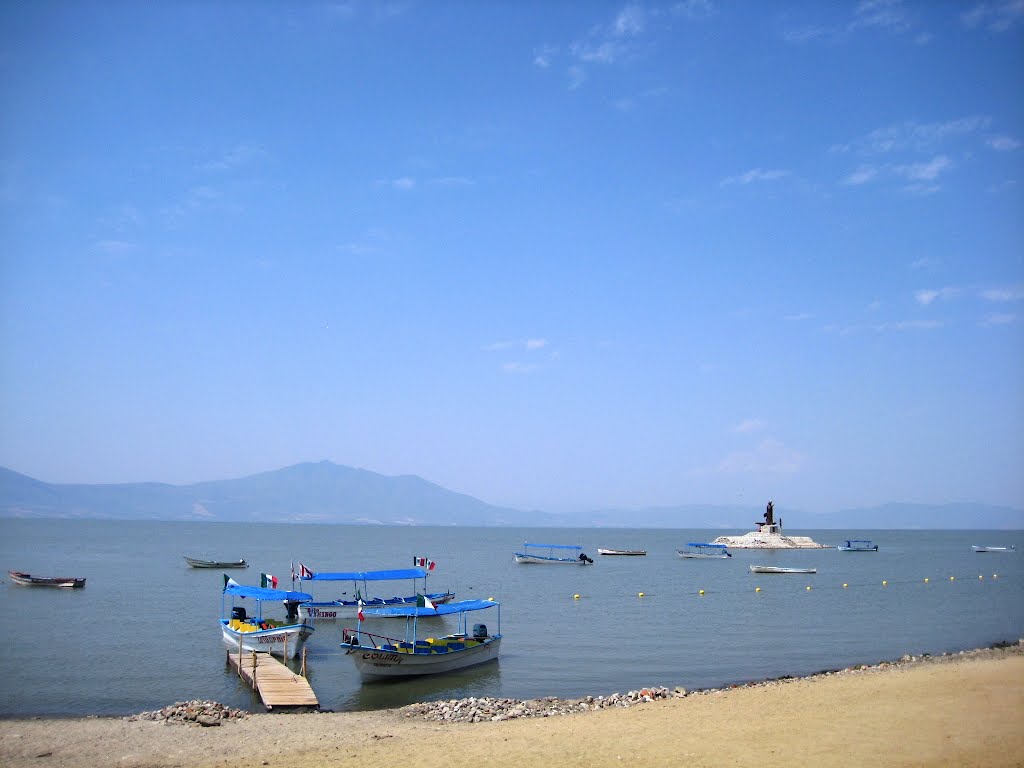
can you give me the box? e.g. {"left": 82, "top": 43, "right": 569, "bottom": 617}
{"left": 363, "top": 652, "right": 402, "bottom": 663}
{"left": 312, "top": 609, "right": 337, "bottom": 618}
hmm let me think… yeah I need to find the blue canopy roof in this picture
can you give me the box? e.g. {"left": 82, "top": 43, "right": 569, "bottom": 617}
{"left": 687, "top": 542, "right": 727, "bottom": 548}
{"left": 523, "top": 543, "right": 581, "bottom": 550}
{"left": 303, "top": 568, "right": 427, "bottom": 582}
{"left": 224, "top": 584, "right": 312, "bottom": 602}
{"left": 361, "top": 599, "right": 498, "bottom": 618}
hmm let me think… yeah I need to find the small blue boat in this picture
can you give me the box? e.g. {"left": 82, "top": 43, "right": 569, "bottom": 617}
{"left": 678, "top": 543, "right": 732, "bottom": 559}
{"left": 514, "top": 543, "right": 593, "bottom": 564}
{"left": 838, "top": 540, "right": 878, "bottom": 552}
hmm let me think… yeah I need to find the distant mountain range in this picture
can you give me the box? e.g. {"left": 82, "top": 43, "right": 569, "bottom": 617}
{"left": 0, "top": 462, "right": 1021, "bottom": 529}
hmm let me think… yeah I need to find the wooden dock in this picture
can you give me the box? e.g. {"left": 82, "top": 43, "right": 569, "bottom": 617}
{"left": 227, "top": 650, "right": 318, "bottom": 710}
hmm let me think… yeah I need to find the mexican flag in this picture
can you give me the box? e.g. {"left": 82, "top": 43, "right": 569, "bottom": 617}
{"left": 415, "top": 593, "right": 436, "bottom": 610}
{"left": 413, "top": 556, "right": 436, "bottom": 570}
{"left": 260, "top": 573, "right": 278, "bottom": 589}
{"left": 357, "top": 599, "right": 365, "bottom": 622}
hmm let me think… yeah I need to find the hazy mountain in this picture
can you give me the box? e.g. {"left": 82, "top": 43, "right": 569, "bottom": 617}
{"left": 0, "top": 462, "right": 550, "bottom": 526}
{"left": 0, "top": 463, "right": 1021, "bottom": 529}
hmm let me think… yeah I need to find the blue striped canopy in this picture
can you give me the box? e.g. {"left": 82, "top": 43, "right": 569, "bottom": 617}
{"left": 303, "top": 568, "right": 427, "bottom": 582}
{"left": 361, "top": 599, "right": 498, "bottom": 617}
{"left": 687, "top": 543, "right": 727, "bottom": 548}
{"left": 224, "top": 584, "right": 312, "bottom": 602}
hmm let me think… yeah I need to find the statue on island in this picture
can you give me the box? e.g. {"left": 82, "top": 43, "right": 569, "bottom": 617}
{"left": 764, "top": 500, "right": 774, "bottom": 526}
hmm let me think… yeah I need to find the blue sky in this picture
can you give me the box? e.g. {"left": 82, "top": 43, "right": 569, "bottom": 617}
{"left": 1, "top": 1, "right": 1022, "bottom": 516}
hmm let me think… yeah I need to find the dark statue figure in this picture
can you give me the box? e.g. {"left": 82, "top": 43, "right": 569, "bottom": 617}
{"left": 764, "top": 500, "right": 774, "bottom": 526}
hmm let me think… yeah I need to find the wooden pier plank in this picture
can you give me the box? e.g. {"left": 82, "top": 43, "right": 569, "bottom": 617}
{"left": 227, "top": 651, "right": 319, "bottom": 710}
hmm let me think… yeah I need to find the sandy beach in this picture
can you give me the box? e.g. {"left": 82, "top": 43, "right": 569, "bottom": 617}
{"left": 2, "top": 645, "right": 1022, "bottom": 768}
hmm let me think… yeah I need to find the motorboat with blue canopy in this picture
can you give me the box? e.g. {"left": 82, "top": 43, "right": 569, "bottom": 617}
{"left": 838, "top": 540, "right": 878, "bottom": 552}
{"left": 514, "top": 543, "right": 593, "bottom": 564}
{"left": 342, "top": 599, "right": 502, "bottom": 680}
{"left": 221, "top": 581, "right": 314, "bottom": 659}
{"left": 678, "top": 543, "right": 732, "bottom": 559}
{"left": 295, "top": 567, "right": 453, "bottom": 621}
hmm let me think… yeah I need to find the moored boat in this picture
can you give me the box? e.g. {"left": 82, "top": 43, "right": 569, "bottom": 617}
{"left": 342, "top": 598, "right": 501, "bottom": 681}
{"left": 972, "top": 545, "right": 1015, "bottom": 553}
{"left": 221, "top": 580, "right": 314, "bottom": 659}
{"left": 8, "top": 571, "right": 86, "bottom": 588}
{"left": 597, "top": 548, "right": 647, "bottom": 556}
{"left": 295, "top": 566, "right": 454, "bottom": 621}
{"left": 678, "top": 543, "right": 732, "bottom": 559}
{"left": 749, "top": 565, "right": 816, "bottom": 574}
{"left": 185, "top": 557, "right": 248, "bottom": 568}
{"left": 838, "top": 540, "right": 878, "bottom": 552}
{"left": 514, "top": 543, "right": 593, "bottom": 564}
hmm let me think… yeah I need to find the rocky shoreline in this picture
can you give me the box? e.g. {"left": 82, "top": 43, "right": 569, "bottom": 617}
{"left": 118, "top": 641, "right": 1022, "bottom": 727}
{"left": 397, "top": 641, "right": 1022, "bottom": 723}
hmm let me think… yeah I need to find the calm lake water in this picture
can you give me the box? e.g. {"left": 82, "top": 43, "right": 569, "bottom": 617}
{"left": 0, "top": 519, "right": 1021, "bottom": 717}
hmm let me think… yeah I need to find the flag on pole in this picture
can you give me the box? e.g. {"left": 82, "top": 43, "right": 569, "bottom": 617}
{"left": 290, "top": 561, "right": 296, "bottom": 581}
{"left": 260, "top": 573, "right": 278, "bottom": 589}
{"left": 357, "top": 598, "right": 365, "bottom": 622}
{"left": 223, "top": 574, "right": 240, "bottom": 590}
{"left": 415, "top": 593, "right": 436, "bottom": 610}
{"left": 413, "top": 556, "right": 436, "bottom": 570}
{"left": 298, "top": 563, "right": 314, "bottom": 579}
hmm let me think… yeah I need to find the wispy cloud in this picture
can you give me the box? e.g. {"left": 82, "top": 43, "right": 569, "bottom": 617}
{"left": 895, "top": 155, "right": 952, "bottom": 181}
{"left": 980, "top": 312, "right": 1017, "bottom": 326}
{"left": 831, "top": 118, "right": 989, "bottom": 155}
{"left": 197, "top": 142, "right": 267, "bottom": 173}
{"left": 988, "top": 135, "right": 1021, "bottom": 151}
{"left": 731, "top": 418, "right": 765, "bottom": 434}
{"left": 483, "top": 338, "right": 549, "bottom": 352}
{"left": 915, "top": 286, "right": 958, "bottom": 305}
{"left": 93, "top": 239, "right": 137, "bottom": 256}
{"left": 842, "top": 165, "right": 879, "bottom": 185}
{"left": 672, "top": 0, "right": 715, "bottom": 19}
{"left": 720, "top": 168, "right": 789, "bottom": 187}
{"left": 962, "top": 1, "right": 1024, "bottom": 32}
{"left": 715, "top": 439, "right": 804, "bottom": 475}
{"left": 848, "top": 0, "right": 911, "bottom": 34}
{"left": 980, "top": 285, "right": 1024, "bottom": 302}
{"left": 782, "top": 0, "right": 919, "bottom": 43}
{"left": 872, "top": 319, "right": 944, "bottom": 331}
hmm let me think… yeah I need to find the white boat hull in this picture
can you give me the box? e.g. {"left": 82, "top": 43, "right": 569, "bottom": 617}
{"left": 221, "top": 620, "right": 313, "bottom": 659}
{"left": 972, "top": 546, "right": 1015, "bottom": 553}
{"left": 749, "top": 565, "right": 817, "bottom": 574}
{"left": 346, "top": 637, "right": 501, "bottom": 680}
{"left": 678, "top": 552, "right": 730, "bottom": 559}
{"left": 514, "top": 554, "right": 587, "bottom": 564}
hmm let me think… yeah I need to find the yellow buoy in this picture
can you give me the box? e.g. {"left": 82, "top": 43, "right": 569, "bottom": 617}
{"left": 638, "top": 592, "right": 644, "bottom": 598}
{"left": 806, "top": 585, "right": 811, "bottom": 591}
{"left": 979, "top": 574, "right": 984, "bottom": 580}
{"left": 924, "top": 578, "right": 929, "bottom": 583}
{"left": 993, "top": 574, "right": 998, "bottom": 579}
{"left": 950, "top": 576, "right": 955, "bottom": 581}
{"left": 699, "top": 589, "right": 705, "bottom": 596}
{"left": 882, "top": 580, "right": 887, "bottom": 586}
{"left": 755, "top": 587, "right": 761, "bottom": 592}
{"left": 842, "top": 583, "right": 848, "bottom": 588}
{"left": 573, "top": 594, "right": 580, "bottom": 600}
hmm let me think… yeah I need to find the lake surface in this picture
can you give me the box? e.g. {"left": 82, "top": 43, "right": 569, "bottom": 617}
{"left": 0, "top": 520, "right": 1021, "bottom": 717}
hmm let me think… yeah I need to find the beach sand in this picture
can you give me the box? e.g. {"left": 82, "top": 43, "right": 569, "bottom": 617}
{"left": 2, "top": 646, "right": 1022, "bottom": 768}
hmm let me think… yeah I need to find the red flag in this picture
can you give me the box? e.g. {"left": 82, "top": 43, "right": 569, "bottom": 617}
{"left": 428, "top": 560, "right": 436, "bottom": 570}
{"left": 357, "top": 599, "right": 365, "bottom": 622}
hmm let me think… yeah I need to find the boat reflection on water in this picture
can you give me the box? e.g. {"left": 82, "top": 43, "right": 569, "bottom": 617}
{"left": 339, "top": 658, "right": 503, "bottom": 712}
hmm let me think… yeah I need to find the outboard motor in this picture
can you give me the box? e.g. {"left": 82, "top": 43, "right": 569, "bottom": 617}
{"left": 231, "top": 606, "right": 247, "bottom": 621}
{"left": 284, "top": 600, "right": 299, "bottom": 622}
{"left": 472, "top": 623, "right": 488, "bottom": 640}
{"left": 579, "top": 552, "right": 594, "bottom": 564}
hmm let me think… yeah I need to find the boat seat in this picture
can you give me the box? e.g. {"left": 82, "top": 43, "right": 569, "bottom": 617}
{"left": 448, "top": 642, "right": 465, "bottom": 651}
